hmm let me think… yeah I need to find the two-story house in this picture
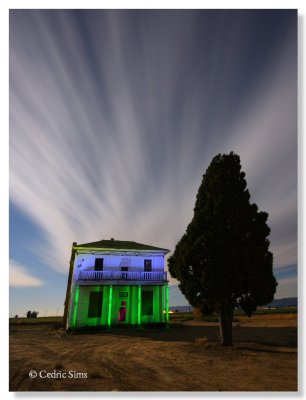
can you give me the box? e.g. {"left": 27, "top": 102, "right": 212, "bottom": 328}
{"left": 63, "top": 239, "right": 170, "bottom": 329}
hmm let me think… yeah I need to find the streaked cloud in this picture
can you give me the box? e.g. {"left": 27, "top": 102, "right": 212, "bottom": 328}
{"left": 10, "top": 260, "right": 45, "bottom": 288}
{"left": 9, "top": 10, "right": 297, "bottom": 302}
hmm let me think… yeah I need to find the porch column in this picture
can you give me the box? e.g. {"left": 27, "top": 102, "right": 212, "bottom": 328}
{"left": 72, "top": 286, "right": 80, "bottom": 328}
{"left": 108, "top": 285, "right": 113, "bottom": 327}
{"left": 137, "top": 285, "right": 142, "bottom": 324}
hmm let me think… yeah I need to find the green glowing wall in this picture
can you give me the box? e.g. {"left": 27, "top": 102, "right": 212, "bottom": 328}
{"left": 140, "top": 286, "right": 161, "bottom": 323}
{"left": 69, "top": 284, "right": 168, "bottom": 328}
{"left": 166, "top": 285, "right": 169, "bottom": 322}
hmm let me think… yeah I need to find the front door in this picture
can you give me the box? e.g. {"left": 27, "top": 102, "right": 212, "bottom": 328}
{"left": 118, "top": 300, "right": 127, "bottom": 322}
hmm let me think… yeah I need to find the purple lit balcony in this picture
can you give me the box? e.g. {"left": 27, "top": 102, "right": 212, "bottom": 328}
{"left": 77, "top": 270, "right": 167, "bottom": 283}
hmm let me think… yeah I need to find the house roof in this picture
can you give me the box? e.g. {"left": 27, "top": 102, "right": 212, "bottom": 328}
{"left": 73, "top": 239, "right": 170, "bottom": 254}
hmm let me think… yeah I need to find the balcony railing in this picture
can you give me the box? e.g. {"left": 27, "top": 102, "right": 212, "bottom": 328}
{"left": 77, "top": 270, "right": 167, "bottom": 282}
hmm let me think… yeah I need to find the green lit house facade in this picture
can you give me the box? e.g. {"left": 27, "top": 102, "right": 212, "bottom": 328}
{"left": 63, "top": 239, "right": 170, "bottom": 329}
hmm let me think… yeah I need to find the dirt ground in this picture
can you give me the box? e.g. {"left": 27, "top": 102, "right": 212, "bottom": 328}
{"left": 9, "top": 313, "right": 297, "bottom": 392}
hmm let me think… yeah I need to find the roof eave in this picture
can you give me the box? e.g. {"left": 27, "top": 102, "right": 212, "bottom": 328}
{"left": 73, "top": 246, "right": 170, "bottom": 254}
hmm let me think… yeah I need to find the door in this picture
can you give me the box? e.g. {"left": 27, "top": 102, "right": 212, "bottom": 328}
{"left": 118, "top": 300, "right": 127, "bottom": 322}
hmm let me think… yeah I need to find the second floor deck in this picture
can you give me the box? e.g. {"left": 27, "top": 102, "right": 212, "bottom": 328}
{"left": 76, "top": 270, "right": 167, "bottom": 284}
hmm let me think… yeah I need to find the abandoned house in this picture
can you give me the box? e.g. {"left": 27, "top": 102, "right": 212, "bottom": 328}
{"left": 63, "top": 239, "right": 170, "bottom": 329}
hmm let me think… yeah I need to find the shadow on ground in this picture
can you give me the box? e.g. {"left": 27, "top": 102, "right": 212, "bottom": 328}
{"left": 30, "top": 320, "right": 294, "bottom": 348}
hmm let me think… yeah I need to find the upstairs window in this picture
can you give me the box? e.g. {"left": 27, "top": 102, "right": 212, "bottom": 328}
{"left": 144, "top": 259, "right": 152, "bottom": 272}
{"left": 94, "top": 258, "right": 104, "bottom": 271}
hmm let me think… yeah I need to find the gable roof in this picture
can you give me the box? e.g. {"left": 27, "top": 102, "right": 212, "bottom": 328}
{"left": 73, "top": 239, "right": 170, "bottom": 254}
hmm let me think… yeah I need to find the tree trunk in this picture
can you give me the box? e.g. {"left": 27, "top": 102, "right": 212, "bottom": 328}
{"left": 217, "top": 301, "right": 233, "bottom": 346}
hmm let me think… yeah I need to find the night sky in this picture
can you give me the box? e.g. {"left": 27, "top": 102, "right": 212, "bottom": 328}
{"left": 9, "top": 9, "right": 297, "bottom": 316}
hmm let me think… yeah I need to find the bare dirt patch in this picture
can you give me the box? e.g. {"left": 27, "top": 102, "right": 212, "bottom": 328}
{"left": 9, "top": 313, "right": 297, "bottom": 391}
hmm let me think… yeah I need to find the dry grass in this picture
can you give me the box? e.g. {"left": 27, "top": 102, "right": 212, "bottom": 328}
{"left": 9, "top": 313, "right": 297, "bottom": 392}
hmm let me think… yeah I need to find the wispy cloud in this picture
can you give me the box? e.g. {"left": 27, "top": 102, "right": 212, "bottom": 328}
{"left": 10, "top": 10, "right": 297, "bottom": 301}
{"left": 10, "top": 260, "right": 45, "bottom": 288}
{"left": 274, "top": 276, "right": 297, "bottom": 299}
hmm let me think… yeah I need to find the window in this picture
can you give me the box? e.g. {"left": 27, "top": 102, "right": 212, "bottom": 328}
{"left": 119, "top": 292, "right": 128, "bottom": 297}
{"left": 121, "top": 266, "right": 129, "bottom": 271}
{"left": 94, "top": 258, "right": 104, "bottom": 271}
{"left": 141, "top": 290, "right": 153, "bottom": 316}
{"left": 120, "top": 257, "right": 131, "bottom": 268}
{"left": 144, "top": 259, "right": 152, "bottom": 272}
{"left": 88, "top": 291, "right": 103, "bottom": 318}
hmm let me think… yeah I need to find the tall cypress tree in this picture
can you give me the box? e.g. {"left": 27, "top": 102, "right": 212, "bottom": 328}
{"left": 168, "top": 152, "right": 277, "bottom": 346}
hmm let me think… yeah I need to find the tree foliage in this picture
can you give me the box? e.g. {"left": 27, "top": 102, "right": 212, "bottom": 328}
{"left": 26, "top": 310, "right": 39, "bottom": 318}
{"left": 168, "top": 152, "right": 277, "bottom": 345}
